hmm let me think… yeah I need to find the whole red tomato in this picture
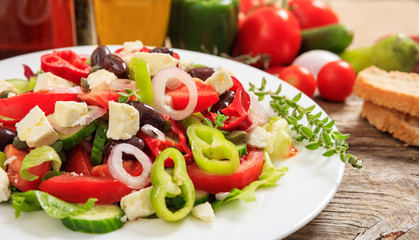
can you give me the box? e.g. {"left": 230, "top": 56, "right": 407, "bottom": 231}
{"left": 273, "top": 65, "right": 316, "bottom": 98}
{"left": 288, "top": 0, "right": 338, "bottom": 29}
{"left": 235, "top": 5, "right": 301, "bottom": 66}
{"left": 317, "top": 60, "right": 355, "bottom": 101}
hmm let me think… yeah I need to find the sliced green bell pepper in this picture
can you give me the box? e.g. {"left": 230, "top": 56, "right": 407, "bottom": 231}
{"left": 130, "top": 57, "right": 153, "bottom": 106}
{"left": 187, "top": 124, "right": 239, "bottom": 175}
{"left": 150, "top": 148, "right": 195, "bottom": 222}
{"left": 168, "top": 0, "right": 239, "bottom": 55}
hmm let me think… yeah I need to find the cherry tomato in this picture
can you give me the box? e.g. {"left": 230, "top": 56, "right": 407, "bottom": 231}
{"left": 78, "top": 90, "right": 125, "bottom": 109}
{"left": 288, "top": 0, "right": 338, "bottom": 29}
{"left": 235, "top": 5, "right": 301, "bottom": 66}
{"left": 63, "top": 145, "right": 93, "bottom": 175}
{"left": 317, "top": 60, "right": 356, "bottom": 101}
{"left": 278, "top": 65, "right": 317, "bottom": 98}
{"left": 187, "top": 148, "right": 264, "bottom": 194}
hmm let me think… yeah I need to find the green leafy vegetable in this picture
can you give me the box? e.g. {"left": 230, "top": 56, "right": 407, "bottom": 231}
{"left": 212, "top": 152, "right": 287, "bottom": 209}
{"left": 20, "top": 146, "right": 62, "bottom": 181}
{"left": 117, "top": 88, "right": 141, "bottom": 103}
{"left": 249, "top": 79, "right": 363, "bottom": 168}
{"left": 11, "top": 190, "right": 96, "bottom": 218}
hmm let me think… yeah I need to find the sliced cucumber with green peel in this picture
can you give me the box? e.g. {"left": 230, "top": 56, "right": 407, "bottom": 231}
{"left": 90, "top": 122, "right": 108, "bottom": 166}
{"left": 6, "top": 79, "right": 30, "bottom": 94}
{"left": 61, "top": 205, "right": 124, "bottom": 234}
{"left": 194, "top": 190, "right": 210, "bottom": 206}
{"left": 59, "top": 120, "right": 99, "bottom": 150}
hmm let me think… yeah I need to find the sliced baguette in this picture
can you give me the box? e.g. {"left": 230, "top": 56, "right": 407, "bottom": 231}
{"left": 353, "top": 66, "right": 419, "bottom": 117}
{"left": 361, "top": 100, "right": 419, "bottom": 146}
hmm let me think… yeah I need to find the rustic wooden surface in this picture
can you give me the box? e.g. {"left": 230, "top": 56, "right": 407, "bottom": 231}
{"left": 285, "top": 0, "right": 419, "bottom": 239}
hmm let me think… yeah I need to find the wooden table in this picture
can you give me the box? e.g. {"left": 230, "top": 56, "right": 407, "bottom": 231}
{"left": 286, "top": 0, "right": 419, "bottom": 239}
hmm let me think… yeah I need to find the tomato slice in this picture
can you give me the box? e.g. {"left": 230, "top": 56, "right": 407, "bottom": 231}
{"left": 38, "top": 173, "right": 133, "bottom": 204}
{"left": 5, "top": 145, "right": 51, "bottom": 192}
{"left": 187, "top": 148, "right": 265, "bottom": 194}
{"left": 78, "top": 90, "right": 121, "bottom": 109}
{"left": 166, "top": 78, "right": 219, "bottom": 113}
{"left": 63, "top": 145, "right": 93, "bottom": 175}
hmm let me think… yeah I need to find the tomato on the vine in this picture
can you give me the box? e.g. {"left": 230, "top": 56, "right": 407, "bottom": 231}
{"left": 276, "top": 65, "right": 317, "bottom": 98}
{"left": 235, "top": 5, "right": 301, "bottom": 66}
{"left": 288, "top": 0, "right": 339, "bottom": 29}
{"left": 317, "top": 60, "right": 355, "bottom": 101}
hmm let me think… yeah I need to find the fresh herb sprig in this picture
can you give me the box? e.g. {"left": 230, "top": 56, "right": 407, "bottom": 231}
{"left": 117, "top": 89, "right": 142, "bottom": 103}
{"left": 249, "top": 78, "right": 363, "bottom": 168}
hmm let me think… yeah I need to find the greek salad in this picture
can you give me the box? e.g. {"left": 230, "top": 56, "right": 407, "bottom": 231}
{"left": 0, "top": 40, "right": 295, "bottom": 234}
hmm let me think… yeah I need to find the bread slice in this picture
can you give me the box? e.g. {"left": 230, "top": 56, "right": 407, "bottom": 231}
{"left": 353, "top": 66, "right": 419, "bottom": 117}
{"left": 361, "top": 100, "right": 419, "bottom": 146}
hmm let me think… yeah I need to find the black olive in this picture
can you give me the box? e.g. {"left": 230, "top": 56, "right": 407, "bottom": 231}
{"left": 188, "top": 67, "right": 215, "bottom": 81}
{"left": 210, "top": 90, "right": 235, "bottom": 113}
{"left": 90, "top": 45, "right": 111, "bottom": 67}
{"left": 102, "top": 54, "right": 128, "bottom": 78}
{"left": 0, "top": 127, "right": 17, "bottom": 151}
{"left": 149, "top": 47, "right": 174, "bottom": 56}
{"left": 127, "top": 100, "right": 166, "bottom": 130}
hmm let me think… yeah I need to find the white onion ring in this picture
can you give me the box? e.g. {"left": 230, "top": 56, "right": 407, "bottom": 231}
{"left": 108, "top": 143, "right": 152, "bottom": 189}
{"left": 152, "top": 67, "right": 197, "bottom": 120}
{"left": 244, "top": 93, "right": 270, "bottom": 131}
{"left": 47, "top": 105, "right": 107, "bottom": 134}
{"left": 141, "top": 124, "right": 165, "bottom": 141}
{"left": 4, "top": 156, "right": 17, "bottom": 166}
{"left": 109, "top": 79, "right": 136, "bottom": 92}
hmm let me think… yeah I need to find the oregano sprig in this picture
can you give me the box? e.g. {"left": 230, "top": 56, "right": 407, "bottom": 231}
{"left": 249, "top": 78, "right": 363, "bottom": 168}
{"left": 117, "top": 88, "right": 142, "bottom": 103}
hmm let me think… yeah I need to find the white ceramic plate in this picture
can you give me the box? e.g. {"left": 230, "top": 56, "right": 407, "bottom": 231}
{"left": 0, "top": 46, "right": 345, "bottom": 240}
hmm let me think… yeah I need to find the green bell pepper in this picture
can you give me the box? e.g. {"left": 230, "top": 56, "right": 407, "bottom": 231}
{"left": 168, "top": 0, "right": 239, "bottom": 55}
{"left": 130, "top": 57, "right": 153, "bottom": 106}
{"left": 150, "top": 148, "right": 195, "bottom": 222}
{"left": 187, "top": 124, "right": 239, "bottom": 175}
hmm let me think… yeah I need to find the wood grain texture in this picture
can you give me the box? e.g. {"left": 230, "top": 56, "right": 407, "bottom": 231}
{"left": 284, "top": 95, "right": 419, "bottom": 240}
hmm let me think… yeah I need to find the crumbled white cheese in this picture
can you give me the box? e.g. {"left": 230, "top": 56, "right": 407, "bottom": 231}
{"left": 15, "top": 105, "right": 59, "bottom": 148}
{"left": 129, "top": 52, "right": 179, "bottom": 76}
{"left": 33, "top": 72, "right": 75, "bottom": 92}
{"left": 106, "top": 101, "right": 139, "bottom": 140}
{"left": 246, "top": 126, "right": 273, "bottom": 148}
{"left": 178, "top": 59, "right": 194, "bottom": 72}
{"left": 204, "top": 68, "right": 233, "bottom": 95}
{"left": 53, "top": 101, "right": 89, "bottom": 128}
{"left": 86, "top": 69, "right": 118, "bottom": 91}
{"left": 0, "top": 167, "right": 11, "bottom": 202}
{"left": 0, "top": 79, "right": 18, "bottom": 94}
{"left": 120, "top": 187, "right": 154, "bottom": 221}
{"left": 120, "top": 40, "right": 144, "bottom": 54}
{"left": 191, "top": 202, "right": 215, "bottom": 222}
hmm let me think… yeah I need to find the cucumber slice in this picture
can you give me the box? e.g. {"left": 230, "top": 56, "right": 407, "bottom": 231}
{"left": 59, "top": 120, "right": 99, "bottom": 150}
{"left": 194, "top": 190, "right": 210, "bottom": 206}
{"left": 236, "top": 143, "right": 247, "bottom": 157}
{"left": 61, "top": 205, "right": 124, "bottom": 234}
{"left": 90, "top": 122, "right": 108, "bottom": 166}
{"left": 6, "top": 79, "right": 30, "bottom": 94}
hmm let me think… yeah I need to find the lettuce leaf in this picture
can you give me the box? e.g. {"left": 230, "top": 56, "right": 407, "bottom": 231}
{"left": 212, "top": 152, "right": 287, "bottom": 209}
{"left": 11, "top": 190, "right": 96, "bottom": 218}
{"left": 20, "top": 145, "right": 61, "bottom": 181}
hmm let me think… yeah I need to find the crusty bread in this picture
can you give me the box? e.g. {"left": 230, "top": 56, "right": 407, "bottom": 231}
{"left": 353, "top": 66, "right": 419, "bottom": 117}
{"left": 361, "top": 100, "right": 419, "bottom": 146}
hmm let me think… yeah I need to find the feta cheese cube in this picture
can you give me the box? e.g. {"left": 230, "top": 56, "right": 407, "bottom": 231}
{"left": 15, "top": 105, "right": 59, "bottom": 148}
{"left": 191, "top": 202, "right": 215, "bottom": 222}
{"left": 120, "top": 40, "right": 144, "bottom": 54}
{"left": 179, "top": 59, "right": 194, "bottom": 72}
{"left": 246, "top": 126, "right": 272, "bottom": 148}
{"left": 86, "top": 69, "right": 118, "bottom": 91}
{"left": 120, "top": 187, "right": 154, "bottom": 221}
{"left": 53, "top": 101, "right": 89, "bottom": 127}
{"left": 0, "top": 167, "right": 11, "bottom": 202}
{"left": 34, "top": 72, "right": 75, "bottom": 92}
{"left": 130, "top": 52, "right": 179, "bottom": 76}
{"left": 204, "top": 68, "right": 233, "bottom": 95}
{"left": 107, "top": 101, "right": 139, "bottom": 140}
{"left": 0, "top": 79, "right": 18, "bottom": 94}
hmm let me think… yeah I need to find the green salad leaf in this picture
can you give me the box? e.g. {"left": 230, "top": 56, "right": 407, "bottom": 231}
{"left": 19, "top": 145, "right": 62, "bottom": 181}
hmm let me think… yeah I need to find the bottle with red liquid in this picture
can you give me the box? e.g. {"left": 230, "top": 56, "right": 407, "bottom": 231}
{"left": 0, "top": 0, "right": 76, "bottom": 60}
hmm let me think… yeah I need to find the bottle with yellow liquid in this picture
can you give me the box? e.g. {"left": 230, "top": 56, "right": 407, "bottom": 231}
{"left": 92, "top": 0, "right": 171, "bottom": 46}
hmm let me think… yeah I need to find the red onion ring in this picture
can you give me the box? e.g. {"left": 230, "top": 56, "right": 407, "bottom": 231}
{"left": 141, "top": 124, "right": 165, "bottom": 141}
{"left": 108, "top": 143, "right": 152, "bottom": 189}
{"left": 152, "top": 67, "right": 197, "bottom": 120}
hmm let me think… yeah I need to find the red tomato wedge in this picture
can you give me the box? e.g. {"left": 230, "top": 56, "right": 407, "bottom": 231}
{"left": 38, "top": 173, "right": 133, "bottom": 204}
{"left": 0, "top": 92, "right": 79, "bottom": 124}
{"left": 78, "top": 90, "right": 121, "bottom": 109}
{"left": 5, "top": 145, "right": 51, "bottom": 192}
{"left": 166, "top": 78, "right": 219, "bottom": 113}
{"left": 187, "top": 148, "right": 265, "bottom": 194}
{"left": 63, "top": 145, "right": 93, "bottom": 175}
